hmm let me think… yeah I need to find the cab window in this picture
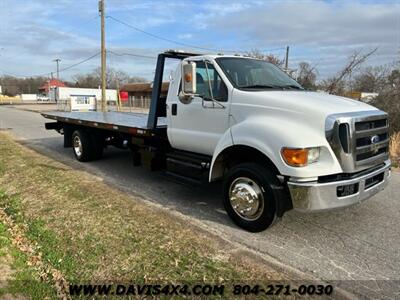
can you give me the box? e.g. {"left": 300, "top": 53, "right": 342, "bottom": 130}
{"left": 195, "top": 61, "right": 228, "bottom": 102}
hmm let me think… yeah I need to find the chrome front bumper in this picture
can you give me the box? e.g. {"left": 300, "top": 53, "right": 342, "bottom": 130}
{"left": 288, "top": 160, "right": 391, "bottom": 212}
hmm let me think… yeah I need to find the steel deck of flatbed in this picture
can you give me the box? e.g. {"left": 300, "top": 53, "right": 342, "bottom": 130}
{"left": 41, "top": 111, "right": 166, "bottom": 135}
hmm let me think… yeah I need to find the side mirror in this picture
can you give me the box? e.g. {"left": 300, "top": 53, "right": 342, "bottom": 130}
{"left": 179, "top": 61, "right": 196, "bottom": 104}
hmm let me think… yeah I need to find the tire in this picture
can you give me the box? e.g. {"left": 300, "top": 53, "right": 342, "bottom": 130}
{"left": 223, "top": 163, "right": 284, "bottom": 232}
{"left": 72, "top": 130, "right": 102, "bottom": 162}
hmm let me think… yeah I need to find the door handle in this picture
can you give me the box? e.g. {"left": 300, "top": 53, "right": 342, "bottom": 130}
{"left": 171, "top": 103, "right": 177, "bottom": 115}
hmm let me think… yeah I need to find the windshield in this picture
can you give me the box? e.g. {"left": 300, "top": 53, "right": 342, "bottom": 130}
{"left": 215, "top": 57, "right": 304, "bottom": 90}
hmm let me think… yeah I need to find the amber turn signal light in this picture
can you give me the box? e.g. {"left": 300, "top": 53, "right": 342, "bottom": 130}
{"left": 184, "top": 73, "right": 192, "bottom": 83}
{"left": 281, "top": 148, "right": 308, "bottom": 167}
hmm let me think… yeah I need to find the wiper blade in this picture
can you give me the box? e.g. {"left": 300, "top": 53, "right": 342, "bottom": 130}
{"left": 239, "top": 84, "right": 304, "bottom": 90}
{"left": 240, "top": 84, "right": 279, "bottom": 89}
{"left": 280, "top": 85, "right": 304, "bottom": 90}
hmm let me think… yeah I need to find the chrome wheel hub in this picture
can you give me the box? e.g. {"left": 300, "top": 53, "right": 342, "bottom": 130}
{"left": 73, "top": 135, "right": 83, "bottom": 157}
{"left": 229, "top": 177, "right": 264, "bottom": 221}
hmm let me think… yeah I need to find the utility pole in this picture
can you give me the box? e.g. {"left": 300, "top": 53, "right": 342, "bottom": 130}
{"left": 99, "top": 0, "right": 106, "bottom": 112}
{"left": 53, "top": 58, "right": 61, "bottom": 79}
{"left": 284, "top": 46, "right": 289, "bottom": 71}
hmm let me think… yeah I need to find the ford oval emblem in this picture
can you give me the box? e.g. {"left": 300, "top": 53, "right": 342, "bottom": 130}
{"left": 371, "top": 135, "right": 380, "bottom": 144}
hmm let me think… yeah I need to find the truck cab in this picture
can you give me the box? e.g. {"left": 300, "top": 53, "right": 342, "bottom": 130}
{"left": 43, "top": 50, "right": 391, "bottom": 232}
{"left": 165, "top": 52, "right": 391, "bottom": 231}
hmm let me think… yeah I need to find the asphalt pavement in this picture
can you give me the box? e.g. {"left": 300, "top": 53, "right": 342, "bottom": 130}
{"left": 0, "top": 106, "right": 399, "bottom": 299}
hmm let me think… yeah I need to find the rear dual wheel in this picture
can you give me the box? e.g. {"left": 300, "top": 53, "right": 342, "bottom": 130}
{"left": 72, "top": 130, "right": 104, "bottom": 162}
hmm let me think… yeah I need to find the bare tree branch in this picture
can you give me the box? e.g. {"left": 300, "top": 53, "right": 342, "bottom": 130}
{"left": 324, "top": 48, "right": 378, "bottom": 94}
{"left": 246, "top": 49, "right": 285, "bottom": 67}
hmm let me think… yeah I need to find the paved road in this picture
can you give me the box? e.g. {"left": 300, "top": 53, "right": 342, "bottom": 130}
{"left": 1, "top": 106, "right": 399, "bottom": 298}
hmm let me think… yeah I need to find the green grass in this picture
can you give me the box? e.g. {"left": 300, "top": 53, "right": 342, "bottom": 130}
{"left": 0, "top": 212, "right": 56, "bottom": 299}
{"left": 0, "top": 222, "right": 11, "bottom": 255}
{"left": 0, "top": 160, "right": 4, "bottom": 177}
{"left": 7, "top": 252, "right": 56, "bottom": 300}
{"left": 0, "top": 132, "right": 283, "bottom": 298}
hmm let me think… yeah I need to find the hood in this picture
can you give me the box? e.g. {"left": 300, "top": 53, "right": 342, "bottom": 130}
{"left": 232, "top": 90, "right": 378, "bottom": 118}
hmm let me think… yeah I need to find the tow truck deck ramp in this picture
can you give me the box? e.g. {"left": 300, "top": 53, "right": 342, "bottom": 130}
{"left": 42, "top": 111, "right": 166, "bottom": 135}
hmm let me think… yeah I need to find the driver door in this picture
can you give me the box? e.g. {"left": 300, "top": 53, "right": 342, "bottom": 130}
{"left": 168, "top": 60, "right": 230, "bottom": 156}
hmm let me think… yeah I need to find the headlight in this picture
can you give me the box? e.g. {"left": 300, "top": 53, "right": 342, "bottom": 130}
{"left": 281, "top": 147, "right": 320, "bottom": 167}
{"left": 307, "top": 148, "right": 320, "bottom": 164}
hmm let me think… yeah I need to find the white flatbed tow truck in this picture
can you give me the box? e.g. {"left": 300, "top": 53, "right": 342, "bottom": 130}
{"left": 42, "top": 50, "right": 391, "bottom": 232}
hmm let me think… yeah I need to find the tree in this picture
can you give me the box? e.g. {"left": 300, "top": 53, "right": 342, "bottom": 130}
{"left": 321, "top": 48, "right": 377, "bottom": 94}
{"left": 72, "top": 67, "right": 146, "bottom": 89}
{"left": 246, "top": 49, "right": 285, "bottom": 67}
{"left": 370, "top": 66, "right": 400, "bottom": 135}
{"left": 0, "top": 75, "right": 48, "bottom": 96}
{"left": 351, "top": 65, "right": 391, "bottom": 93}
{"left": 72, "top": 73, "right": 100, "bottom": 89}
{"left": 0, "top": 67, "right": 146, "bottom": 96}
{"left": 296, "top": 62, "right": 318, "bottom": 89}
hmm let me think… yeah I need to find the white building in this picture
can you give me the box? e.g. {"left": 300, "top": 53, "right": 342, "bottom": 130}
{"left": 20, "top": 94, "right": 38, "bottom": 101}
{"left": 53, "top": 87, "right": 118, "bottom": 111}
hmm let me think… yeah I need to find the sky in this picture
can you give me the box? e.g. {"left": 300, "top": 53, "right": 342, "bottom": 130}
{"left": 0, "top": 0, "right": 399, "bottom": 81}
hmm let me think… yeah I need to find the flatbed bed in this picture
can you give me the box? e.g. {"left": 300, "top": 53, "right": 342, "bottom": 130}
{"left": 41, "top": 111, "right": 166, "bottom": 135}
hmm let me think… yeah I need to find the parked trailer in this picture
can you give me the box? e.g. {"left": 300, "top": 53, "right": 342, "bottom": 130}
{"left": 42, "top": 50, "right": 391, "bottom": 232}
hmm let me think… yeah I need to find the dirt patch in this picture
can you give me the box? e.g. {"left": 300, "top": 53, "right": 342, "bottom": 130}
{"left": 0, "top": 255, "right": 14, "bottom": 289}
{"left": 0, "top": 294, "right": 27, "bottom": 300}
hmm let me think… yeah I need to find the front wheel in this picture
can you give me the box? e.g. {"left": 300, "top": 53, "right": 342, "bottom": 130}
{"left": 223, "top": 163, "right": 283, "bottom": 232}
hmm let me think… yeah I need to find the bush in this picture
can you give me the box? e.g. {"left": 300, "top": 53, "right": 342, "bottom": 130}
{"left": 389, "top": 132, "right": 400, "bottom": 167}
{"left": 369, "top": 68, "right": 400, "bottom": 135}
{"left": 371, "top": 89, "right": 400, "bottom": 135}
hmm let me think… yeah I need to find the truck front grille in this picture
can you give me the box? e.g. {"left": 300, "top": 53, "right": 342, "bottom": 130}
{"left": 338, "top": 123, "right": 350, "bottom": 153}
{"left": 355, "top": 119, "right": 387, "bottom": 131}
{"left": 354, "top": 117, "right": 389, "bottom": 166}
{"left": 326, "top": 110, "right": 389, "bottom": 173}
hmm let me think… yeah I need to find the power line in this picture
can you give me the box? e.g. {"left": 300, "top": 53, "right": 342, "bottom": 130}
{"left": 108, "top": 50, "right": 156, "bottom": 59}
{"left": 0, "top": 68, "right": 18, "bottom": 77}
{"left": 107, "top": 15, "right": 220, "bottom": 52}
{"left": 0, "top": 13, "right": 100, "bottom": 78}
{"left": 24, "top": 52, "right": 100, "bottom": 78}
{"left": 0, "top": 15, "right": 99, "bottom": 63}
{"left": 107, "top": 15, "right": 285, "bottom": 54}
{"left": 58, "top": 52, "right": 100, "bottom": 73}
{"left": 0, "top": 52, "right": 100, "bottom": 78}
{"left": 1, "top": 69, "right": 52, "bottom": 78}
